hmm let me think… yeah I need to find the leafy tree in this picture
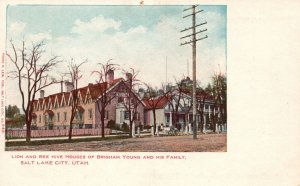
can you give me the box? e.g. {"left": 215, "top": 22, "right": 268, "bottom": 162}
{"left": 5, "top": 104, "right": 20, "bottom": 118}
{"left": 13, "top": 114, "right": 25, "bottom": 128}
{"left": 206, "top": 73, "right": 227, "bottom": 132}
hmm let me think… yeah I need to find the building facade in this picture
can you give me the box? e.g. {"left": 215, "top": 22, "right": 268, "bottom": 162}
{"left": 31, "top": 71, "right": 145, "bottom": 130}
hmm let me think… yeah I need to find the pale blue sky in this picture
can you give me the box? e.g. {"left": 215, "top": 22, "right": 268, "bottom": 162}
{"left": 6, "top": 5, "right": 226, "bottom": 107}
{"left": 7, "top": 5, "right": 226, "bottom": 40}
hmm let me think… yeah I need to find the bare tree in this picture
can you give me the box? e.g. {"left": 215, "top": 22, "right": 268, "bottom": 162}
{"left": 91, "top": 59, "right": 118, "bottom": 138}
{"left": 122, "top": 68, "right": 141, "bottom": 137}
{"left": 65, "top": 59, "right": 86, "bottom": 140}
{"left": 167, "top": 77, "right": 187, "bottom": 129}
{"left": 144, "top": 83, "right": 171, "bottom": 135}
{"left": 211, "top": 73, "right": 227, "bottom": 132}
{"left": 6, "top": 40, "right": 60, "bottom": 142}
{"left": 196, "top": 87, "right": 210, "bottom": 133}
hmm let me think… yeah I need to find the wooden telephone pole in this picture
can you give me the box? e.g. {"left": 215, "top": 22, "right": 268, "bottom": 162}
{"left": 180, "top": 5, "right": 207, "bottom": 139}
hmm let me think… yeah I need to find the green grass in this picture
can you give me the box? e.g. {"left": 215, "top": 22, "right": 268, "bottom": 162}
{"left": 5, "top": 135, "right": 131, "bottom": 147}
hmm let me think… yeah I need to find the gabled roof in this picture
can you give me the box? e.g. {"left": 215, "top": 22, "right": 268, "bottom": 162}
{"left": 64, "top": 92, "right": 70, "bottom": 105}
{"left": 91, "top": 78, "right": 123, "bottom": 100}
{"left": 55, "top": 93, "right": 63, "bottom": 105}
{"left": 32, "top": 78, "right": 124, "bottom": 108}
{"left": 143, "top": 95, "right": 171, "bottom": 109}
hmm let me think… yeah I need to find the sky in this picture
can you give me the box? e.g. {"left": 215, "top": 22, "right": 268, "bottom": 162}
{"left": 5, "top": 5, "right": 226, "bottom": 108}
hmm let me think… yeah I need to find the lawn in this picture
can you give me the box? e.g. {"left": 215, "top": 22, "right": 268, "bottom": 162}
{"left": 5, "top": 133, "right": 226, "bottom": 152}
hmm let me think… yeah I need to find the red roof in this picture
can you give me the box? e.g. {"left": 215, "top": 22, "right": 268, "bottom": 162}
{"left": 43, "top": 97, "right": 49, "bottom": 108}
{"left": 55, "top": 93, "right": 63, "bottom": 105}
{"left": 89, "top": 83, "right": 107, "bottom": 100}
{"left": 64, "top": 93, "right": 70, "bottom": 105}
{"left": 110, "top": 78, "right": 123, "bottom": 85}
{"left": 33, "top": 78, "right": 123, "bottom": 106}
{"left": 143, "top": 96, "right": 171, "bottom": 109}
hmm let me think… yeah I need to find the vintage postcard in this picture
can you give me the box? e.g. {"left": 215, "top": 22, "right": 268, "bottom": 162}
{"left": 4, "top": 4, "right": 227, "bottom": 152}
{"left": 0, "top": 1, "right": 299, "bottom": 186}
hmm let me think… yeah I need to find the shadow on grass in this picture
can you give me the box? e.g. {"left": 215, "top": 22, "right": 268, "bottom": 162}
{"left": 6, "top": 135, "right": 131, "bottom": 147}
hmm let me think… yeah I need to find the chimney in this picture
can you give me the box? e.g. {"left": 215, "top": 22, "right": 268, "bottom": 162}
{"left": 65, "top": 80, "right": 74, "bottom": 92}
{"left": 126, "top": 73, "right": 132, "bottom": 80}
{"left": 138, "top": 88, "right": 145, "bottom": 99}
{"left": 107, "top": 69, "right": 114, "bottom": 85}
{"left": 60, "top": 81, "right": 63, "bottom": 92}
{"left": 40, "top": 90, "right": 45, "bottom": 99}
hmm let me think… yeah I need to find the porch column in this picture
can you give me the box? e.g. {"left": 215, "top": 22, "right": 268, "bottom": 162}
{"left": 208, "top": 105, "right": 211, "bottom": 119}
{"left": 137, "top": 126, "right": 140, "bottom": 137}
{"left": 169, "top": 113, "right": 173, "bottom": 127}
{"left": 188, "top": 123, "right": 192, "bottom": 134}
{"left": 185, "top": 124, "right": 188, "bottom": 134}
{"left": 203, "top": 114, "right": 206, "bottom": 133}
{"left": 132, "top": 121, "right": 136, "bottom": 138}
{"left": 156, "top": 124, "right": 159, "bottom": 136}
{"left": 151, "top": 125, "right": 154, "bottom": 136}
{"left": 186, "top": 114, "right": 189, "bottom": 133}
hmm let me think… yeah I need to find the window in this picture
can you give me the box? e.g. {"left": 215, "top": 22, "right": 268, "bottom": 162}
{"left": 118, "top": 97, "right": 123, "bottom": 103}
{"left": 75, "top": 111, "right": 83, "bottom": 121}
{"left": 39, "top": 115, "right": 41, "bottom": 123}
{"left": 79, "top": 112, "right": 83, "bottom": 120}
{"left": 130, "top": 98, "right": 134, "bottom": 103}
{"left": 88, "top": 109, "right": 93, "bottom": 119}
{"left": 124, "top": 111, "right": 129, "bottom": 120}
{"left": 105, "top": 110, "right": 109, "bottom": 119}
{"left": 64, "top": 112, "right": 67, "bottom": 121}
{"left": 166, "top": 114, "right": 170, "bottom": 122}
{"left": 57, "top": 112, "right": 60, "bottom": 122}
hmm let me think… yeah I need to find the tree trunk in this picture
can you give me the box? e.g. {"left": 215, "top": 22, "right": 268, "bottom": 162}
{"left": 68, "top": 113, "right": 75, "bottom": 141}
{"left": 68, "top": 123, "right": 73, "bottom": 141}
{"left": 101, "top": 113, "right": 105, "bottom": 138}
{"left": 26, "top": 120, "right": 31, "bottom": 142}
{"left": 25, "top": 112, "right": 32, "bottom": 142}
{"left": 152, "top": 109, "right": 157, "bottom": 135}
{"left": 129, "top": 121, "right": 133, "bottom": 137}
{"left": 212, "top": 114, "right": 216, "bottom": 133}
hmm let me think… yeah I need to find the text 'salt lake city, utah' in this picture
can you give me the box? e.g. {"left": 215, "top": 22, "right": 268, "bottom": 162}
{"left": 5, "top": 5, "right": 227, "bottom": 152}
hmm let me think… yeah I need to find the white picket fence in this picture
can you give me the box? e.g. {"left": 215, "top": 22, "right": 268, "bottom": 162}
{"left": 5, "top": 128, "right": 111, "bottom": 139}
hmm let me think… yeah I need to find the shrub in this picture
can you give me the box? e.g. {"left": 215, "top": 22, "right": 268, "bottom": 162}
{"left": 107, "top": 120, "right": 116, "bottom": 129}
{"left": 122, "top": 122, "right": 129, "bottom": 132}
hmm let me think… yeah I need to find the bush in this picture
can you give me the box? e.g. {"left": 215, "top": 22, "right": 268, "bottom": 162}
{"left": 31, "top": 125, "right": 38, "bottom": 130}
{"left": 122, "top": 122, "right": 129, "bottom": 132}
{"left": 144, "top": 125, "right": 151, "bottom": 130}
{"left": 107, "top": 120, "right": 116, "bottom": 129}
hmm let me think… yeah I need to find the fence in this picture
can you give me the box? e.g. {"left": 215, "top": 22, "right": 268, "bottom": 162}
{"left": 5, "top": 128, "right": 111, "bottom": 139}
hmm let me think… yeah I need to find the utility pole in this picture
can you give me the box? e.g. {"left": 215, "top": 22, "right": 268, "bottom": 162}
{"left": 180, "top": 5, "right": 207, "bottom": 139}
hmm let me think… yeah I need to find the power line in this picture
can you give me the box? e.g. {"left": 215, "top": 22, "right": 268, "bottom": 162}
{"left": 180, "top": 5, "right": 207, "bottom": 140}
